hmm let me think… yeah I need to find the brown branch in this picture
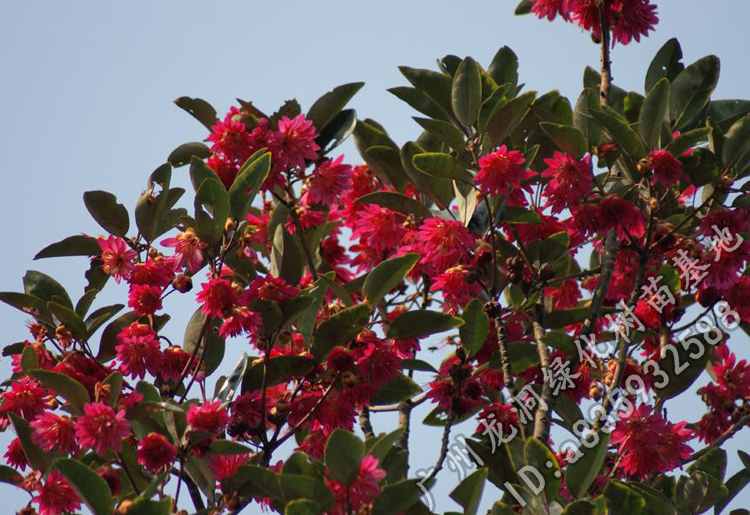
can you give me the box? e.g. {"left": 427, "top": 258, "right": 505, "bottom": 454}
{"left": 359, "top": 406, "right": 375, "bottom": 439}
{"left": 532, "top": 315, "right": 552, "bottom": 441}
{"left": 686, "top": 415, "right": 750, "bottom": 463}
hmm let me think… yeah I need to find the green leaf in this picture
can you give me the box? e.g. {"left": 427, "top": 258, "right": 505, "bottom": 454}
{"left": 401, "top": 358, "right": 438, "bottom": 373}
{"left": 655, "top": 333, "right": 714, "bottom": 401}
{"left": 398, "top": 66, "right": 454, "bottom": 118}
{"left": 639, "top": 78, "right": 671, "bottom": 150}
{"left": 365, "top": 146, "right": 410, "bottom": 192}
{"left": 29, "top": 369, "right": 90, "bottom": 412}
{"left": 167, "top": 141, "right": 211, "bottom": 167}
{"left": 21, "top": 345, "right": 38, "bottom": 371}
{"left": 281, "top": 475, "right": 334, "bottom": 511}
{"left": 588, "top": 107, "right": 647, "bottom": 161}
{"left": 8, "top": 413, "right": 49, "bottom": 472}
{"left": 97, "top": 311, "right": 139, "bottom": 362}
{"left": 460, "top": 298, "right": 489, "bottom": 358}
{"left": 307, "top": 82, "right": 365, "bottom": 133}
{"left": 670, "top": 55, "right": 720, "bottom": 130}
{"left": 645, "top": 38, "right": 684, "bottom": 92}
{"left": 194, "top": 176, "right": 230, "bottom": 245}
{"left": 389, "top": 86, "right": 448, "bottom": 121}
{"left": 34, "top": 235, "right": 100, "bottom": 260}
{"left": 574, "top": 88, "right": 603, "bottom": 149}
{"left": 355, "top": 191, "right": 432, "bottom": 219}
{"left": 676, "top": 471, "right": 709, "bottom": 515}
{"left": 412, "top": 152, "right": 472, "bottom": 181}
{"left": 400, "top": 141, "right": 453, "bottom": 209}
{"left": 85, "top": 303, "right": 124, "bottom": 337}
{"left": 371, "top": 373, "right": 422, "bottom": 405}
{"left": 707, "top": 99, "right": 750, "bottom": 131}
{"left": 604, "top": 480, "right": 647, "bottom": 515}
{"left": 270, "top": 223, "right": 303, "bottom": 286}
{"left": 55, "top": 458, "right": 115, "bottom": 515}
{"left": 128, "top": 497, "right": 173, "bottom": 515}
{"left": 540, "top": 122, "right": 588, "bottom": 157}
{"left": 24, "top": 270, "right": 73, "bottom": 309}
{"left": 664, "top": 127, "right": 711, "bottom": 156}
{"left": 174, "top": 96, "right": 218, "bottom": 130}
{"left": 184, "top": 308, "right": 225, "bottom": 377}
{"left": 524, "top": 438, "right": 561, "bottom": 502}
{"left": 48, "top": 301, "right": 87, "bottom": 340}
{"left": 325, "top": 429, "right": 364, "bottom": 485}
{"left": 688, "top": 447, "right": 726, "bottom": 481}
{"left": 566, "top": 432, "right": 610, "bottom": 499}
{"left": 715, "top": 451, "right": 750, "bottom": 514}
{"left": 450, "top": 468, "right": 487, "bottom": 515}
{"left": 363, "top": 254, "right": 419, "bottom": 306}
{"left": 207, "top": 439, "right": 254, "bottom": 456}
{"left": 488, "top": 46, "right": 519, "bottom": 94}
{"left": 0, "top": 465, "right": 23, "bottom": 487}
{"left": 135, "top": 163, "right": 173, "bottom": 243}
{"left": 452, "top": 57, "right": 482, "bottom": 127}
{"left": 84, "top": 190, "right": 130, "bottom": 237}
{"left": 102, "top": 371, "right": 123, "bottom": 407}
{"left": 722, "top": 115, "right": 750, "bottom": 170}
{"left": 413, "top": 117, "right": 466, "bottom": 151}
{"left": 228, "top": 151, "right": 272, "bottom": 221}
{"left": 372, "top": 479, "right": 427, "bottom": 515}
{"left": 311, "top": 303, "right": 372, "bottom": 361}
{"left": 0, "top": 291, "right": 53, "bottom": 325}
{"left": 189, "top": 155, "right": 223, "bottom": 193}
{"left": 387, "top": 310, "right": 464, "bottom": 340}
{"left": 242, "top": 355, "right": 315, "bottom": 393}
{"left": 487, "top": 91, "right": 536, "bottom": 146}
{"left": 285, "top": 499, "right": 323, "bottom": 515}
{"left": 316, "top": 108, "right": 357, "bottom": 153}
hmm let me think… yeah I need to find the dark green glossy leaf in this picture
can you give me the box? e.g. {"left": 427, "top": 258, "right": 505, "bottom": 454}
{"left": 97, "top": 311, "right": 138, "bottom": 362}
{"left": 412, "top": 152, "right": 472, "bottom": 181}
{"left": 372, "top": 479, "right": 427, "bottom": 515}
{"left": 194, "top": 175, "right": 230, "bottom": 245}
{"left": 371, "top": 373, "right": 422, "bottom": 405}
{"left": 452, "top": 56, "right": 482, "bottom": 127}
{"left": 307, "top": 82, "right": 364, "bottom": 133}
{"left": 24, "top": 270, "right": 73, "bottom": 309}
{"left": 229, "top": 151, "right": 272, "bottom": 221}
{"left": 174, "top": 96, "right": 218, "bottom": 131}
{"left": 488, "top": 46, "right": 519, "bottom": 94}
{"left": 670, "top": 55, "right": 720, "bottom": 130}
{"left": 487, "top": 91, "right": 536, "bottom": 146}
{"left": 401, "top": 141, "right": 453, "bottom": 208}
{"left": 387, "top": 310, "right": 463, "bottom": 340}
{"left": 398, "top": 66, "right": 454, "bottom": 118}
{"left": 325, "top": 429, "right": 364, "bottom": 485}
{"left": 566, "top": 433, "right": 610, "bottom": 499}
{"left": 588, "top": 107, "right": 647, "bottom": 161}
{"left": 722, "top": 115, "right": 750, "bottom": 170}
{"left": 9, "top": 413, "right": 49, "bottom": 472}
{"left": 450, "top": 467, "right": 487, "bottom": 515}
{"left": 355, "top": 191, "right": 432, "bottom": 219}
{"left": 55, "top": 458, "right": 115, "bottom": 515}
{"left": 460, "top": 298, "right": 489, "bottom": 358}
{"left": 539, "top": 122, "right": 587, "bottom": 157}
{"left": 645, "top": 38, "right": 684, "bottom": 92}
{"left": 184, "top": 308, "right": 225, "bottom": 377}
{"left": 310, "top": 303, "right": 372, "bottom": 361}
{"left": 135, "top": 163, "right": 173, "bottom": 243}
{"left": 167, "top": 141, "right": 211, "bottom": 167}
{"left": 413, "top": 117, "right": 466, "bottom": 151}
{"left": 639, "top": 78, "right": 671, "bottom": 150}
{"left": 363, "top": 253, "right": 419, "bottom": 306}
{"left": 29, "top": 369, "right": 90, "bottom": 412}
{"left": 34, "top": 235, "right": 100, "bottom": 260}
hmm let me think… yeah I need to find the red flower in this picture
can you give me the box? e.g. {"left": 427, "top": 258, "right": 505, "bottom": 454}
{"left": 32, "top": 471, "right": 82, "bottom": 515}
{"left": 277, "top": 114, "right": 320, "bottom": 170}
{"left": 128, "top": 284, "right": 163, "bottom": 316}
{"left": 31, "top": 413, "right": 78, "bottom": 455}
{"left": 210, "top": 454, "right": 250, "bottom": 483}
{"left": 97, "top": 235, "right": 136, "bottom": 284}
{"left": 597, "top": 195, "right": 646, "bottom": 239}
{"left": 610, "top": 0, "right": 659, "bottom": 45}
{"left": 528, "top": 0, "right": 569, "bottom": 21}
{"left": 75, "top": 402, "right": 130, "bottom": 455}
{"left": 648, "top": 150, "right": 686, "bottom": 188}
{"left": 475, "top": 145, "right": 533, "bottom": 197}
{"left": 432, "top": 265, "right": 481, "bottom": 312}
{"left": 352, "top": 204, "right": 406, "bottom": 251}
{"left": 0, "top": 377, "right": 46, "bottom": 424}
{"left": 413, "top": 218, "right": 474, "bottom": 272}
{"left": 208, "top": 153, "right": 240, "bottom": 189}
{"left": 129, "top": 259, "right": 175, "bottom": 288}
{"left": 611, "top": 404, "right": 693, "bottom": 478}
{"left": 115, "top": 323, "right": 162, "bottom": 379}
{"left": 542, "top": 152, "right": 592, "bottom": 213}
{"left": 207, "top": 108, "right": 254, "bottom": 161}
{"left": 353, "top": 331, "right": 401, "bottom": 388}
{"left": 219, "top": 307, "right": 262, "bottom": 338}
{"left": 197, "top": 277, "right": 238, "bottom": 318}
{"left": 476, "top": 402, "right": 519, "bottom": 436}
{"left": 138, "top": 433, "right": 177, "bottom": 472}
{"left": 303, "top": 155, "right": 352, "bottom": 206}
{"left": 187, "top": 400, "right": 229, "bottom": 434}
{"left": 4, "top": 438, "right": 29, "bottom": 471}
{"left": 161, "top": 228, "right": 206, "bottom": 274}
{"left": 159, "top": 345, "right": 191, "bottom": 383}
{"left": 328, "top": 455, "right": 386, "bottom": 515}
{"left": 326, "top": 347, "right": 356, "bottom": 372}
{"left": 244, "top": 275, "right": 299, "bottom": 304}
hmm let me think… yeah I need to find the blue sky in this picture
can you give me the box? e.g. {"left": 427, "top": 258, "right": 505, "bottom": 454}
{"left": 1, "top": 1, "right": 749, "bottom": 512}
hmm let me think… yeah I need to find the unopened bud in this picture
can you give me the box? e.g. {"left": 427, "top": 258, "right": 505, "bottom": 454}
{"left": 115, "top": 500, "right": 132, "bottom": 515}
{"left": 172, "top": 274, "right": 193, "bottom": 293}
{"left": 225, "top": 218, "right": 236, "bottom": 232}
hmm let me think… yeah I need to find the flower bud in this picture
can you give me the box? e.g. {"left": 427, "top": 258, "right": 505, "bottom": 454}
{"left": 225, "top": 218, "right": 236, "bottom": 233}
{"left": 172, "top": 274, "right": 193, "bottom": 293}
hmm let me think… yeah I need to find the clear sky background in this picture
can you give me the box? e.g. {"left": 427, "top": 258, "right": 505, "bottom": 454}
{"left": 1, "top": 1, "right": 749, "bottom": 513}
